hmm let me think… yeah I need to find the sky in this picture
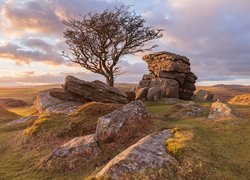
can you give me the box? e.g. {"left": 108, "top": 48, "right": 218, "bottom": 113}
{"left": 0, "top": 0, "right": 250, "bottom": 86}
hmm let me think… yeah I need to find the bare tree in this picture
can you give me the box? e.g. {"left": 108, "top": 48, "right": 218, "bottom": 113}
{"left": 63, "top": 5, "right": 164, "bottom": 86}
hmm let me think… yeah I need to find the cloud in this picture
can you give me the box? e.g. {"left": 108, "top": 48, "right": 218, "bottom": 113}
{"left": 1, "top": 0, "right": 63, "bottom": 37}
{"left": 149, "top": 0, "right": 250, "bottom": 82}
{"left": 0, "top": 39, "right": 66, "bottom": 65}
{"left": 0, "top": 0, "right": 250, "bottom": 85}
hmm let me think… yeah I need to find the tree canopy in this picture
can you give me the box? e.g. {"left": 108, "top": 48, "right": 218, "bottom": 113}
{"left": 63, "top": 5, "right": 164, "bottom": 86}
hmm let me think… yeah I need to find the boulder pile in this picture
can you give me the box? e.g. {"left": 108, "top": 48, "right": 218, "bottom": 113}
{"left": 136, "top": 52, "right": 198, "bottom": 101}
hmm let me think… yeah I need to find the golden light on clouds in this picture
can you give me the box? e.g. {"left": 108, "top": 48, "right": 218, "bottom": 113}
{"left": 0, "top": 0, "right": 249, "bottom": 86}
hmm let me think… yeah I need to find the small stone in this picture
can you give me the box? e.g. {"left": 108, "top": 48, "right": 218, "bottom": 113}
{"left": 208, "top": 100, "right": 238, "bottom": 119}
{"left": 192, "top": 90, "right": 214, "bottom": 102}
{"left": 166, "top": 103, "right": 205, "bottom": 119}
{"left": 44, "top": 134, "right": 100, "bottom": 165}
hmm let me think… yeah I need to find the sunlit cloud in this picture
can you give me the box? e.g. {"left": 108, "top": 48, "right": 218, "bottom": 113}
{"left": 0, "top": 0, "right": 250, "bottom": 86}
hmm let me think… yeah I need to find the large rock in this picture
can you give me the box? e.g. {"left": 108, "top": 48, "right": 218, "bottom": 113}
{"left": 44, "top": 134, "right": 100, "bottom": 165}
{"left": 96, "top": 130, "right": 177, "bottom": 179}
{"left": 179, "top": 88, "right": 195, "bottom": 100}
{"left": 166, "top": 103, "right": 205, "bottom": 119}
{"left": 143, "top": 52, "right": 190, "bottom": 75}
{"left": 147, "top": 86, "right": 161, "bottom": 101}
{"left": 34, "top": 89, "right": 83, "bottom": 115}
{"left": 95, "top": 100, "right": 148, "bottom": 142}
{"left": 159, "top": 71, "right": 186, "bottom": 85}
{"left": 139, "top": 80, "right": 151, "bottom": 88}
{"left": 136, "top": 52, "right": 197, "bottom": 101}
{"left": 208, "top": 100, "right": 238, "bottom": 119}
{"left": 64, "top": 76, "right": 128, "bottom": 104}
{"left": 192, "top": 90, "right": 214, "bottom": 102}
{"left": 49, "top": 88, "right": 88, "bottom": 103}
{"left": 0, "top": 98, "right": 27, "bottom": 107}
{"left": 150, "top": 78, "right": 179, "bottom": 98}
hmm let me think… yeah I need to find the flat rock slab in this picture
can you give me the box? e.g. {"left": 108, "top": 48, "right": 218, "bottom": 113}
{"left": 44, "top": 134, "right": 100, "bottom": 164}
{"left": 96, "top": 130, "right": 177, "bottom": 179}
{"left": 64, "top": 76, "right": 129, "bottom": 104}
{"left": 34, "top": 89, "right": 83, "bottom": 115}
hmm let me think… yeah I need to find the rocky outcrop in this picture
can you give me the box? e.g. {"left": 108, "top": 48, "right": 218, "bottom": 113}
{"left": 44, "top": 134, "right": 100, "bottom": 165}
{"left": 208, "top": 100, "right": 238, "bottom": 119}
{"left": 62, "top": 76, "right": 129, "bottom": 104}
{"left": 192, "top": 90, "right": 214, "bottom": 102}
{"left": 34, "top": 89, "right": 83, "bottom": 115}
{"left": 228, "top": 94, "right": 250, "bottom": 106}
{"left": 96, "top": 130, "right": 177, "bottom": 179}
{"left": 166, "top": 103, "right": 205, "bottom": 119}
{"left": 0, "top": 98, "right": 27, "bottom": 107}
{"left": 136, "top": 52, "right": 197, "bottom": 101}
{"left": 95, "top": 100, "right": 148, "bottom": 142}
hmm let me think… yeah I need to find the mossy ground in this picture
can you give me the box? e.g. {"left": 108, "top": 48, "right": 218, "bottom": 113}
{"left": 0, "top": 96, "right": 250, "bottom": 179}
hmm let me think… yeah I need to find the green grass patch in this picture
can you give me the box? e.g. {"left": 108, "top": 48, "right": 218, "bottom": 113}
{"left": 0, "top": 99, "right": 250, "bottom": 179}
{"left": 0, "top": 107, "right": 21, "bottom": 124}
{"left": 145, "top": 102, "right": 174, "bottom": 115}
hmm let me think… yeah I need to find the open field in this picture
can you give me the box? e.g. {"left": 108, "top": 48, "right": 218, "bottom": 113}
{"left": 1, "top": 84, "right": 250, "bottom": 105}
{"left": 0, "top": 85, "right": 250, "bottom": 179}
{"left": 0, "top": 85, "right": 61, "bottom": 104}
{"left": 197, "top": 85, "right": 250, "bottom": 102}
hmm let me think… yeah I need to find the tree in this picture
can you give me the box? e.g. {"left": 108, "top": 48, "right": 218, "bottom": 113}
{"left": 63, "top": 5, "right": 164, "bottom": 87}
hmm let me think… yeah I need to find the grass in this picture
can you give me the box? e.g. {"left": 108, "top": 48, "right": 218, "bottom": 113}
{"left": 146, "top": 102, "right": 174, "bottom": 116}
{"left": 0, "top": 87, "right": 250, "bottom": 179}
{"left": 147, "top": 103, "right": 250, "bottom": 179}
{"left": 166, "top": 128, "right": 193, "bottom": 156}
{"left": 0, "top": 85, "right": 61, "bottom": 104}
{"left": 24, "top": 102, "right": 121, "bottom": 138}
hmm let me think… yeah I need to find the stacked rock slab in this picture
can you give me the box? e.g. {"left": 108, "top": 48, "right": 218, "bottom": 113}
{"left": 136, "top": 52, "right": 197, "bottom": 100}
{"left": 49, "top": 76, "right": 129, "bottom": 104}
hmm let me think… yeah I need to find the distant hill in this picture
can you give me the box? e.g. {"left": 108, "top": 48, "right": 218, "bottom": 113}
{"left": 197, "top": 84, "right": 250, "bottom": 102}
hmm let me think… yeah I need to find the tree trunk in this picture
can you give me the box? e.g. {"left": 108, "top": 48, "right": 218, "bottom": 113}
{"left": 106, "top": 76, "right": 114, "bottom": 87}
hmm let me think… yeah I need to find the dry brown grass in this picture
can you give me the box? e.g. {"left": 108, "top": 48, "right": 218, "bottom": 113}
{"left": 197, "top": 85, "right": 250, "bottom": 102}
